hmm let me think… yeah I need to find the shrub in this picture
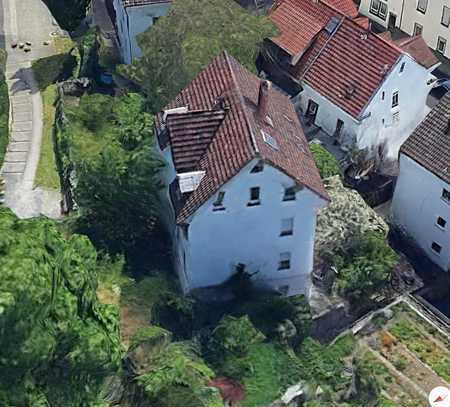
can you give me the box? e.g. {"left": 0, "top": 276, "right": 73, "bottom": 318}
{"left": 309, "top": 143, "right": 341, "bottom": 179}
{"left": 32, "top": 53, "right": 77, "bottom": 90}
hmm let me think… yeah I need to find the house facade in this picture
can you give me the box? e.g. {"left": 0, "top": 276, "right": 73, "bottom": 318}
{"left": 391, "top": 93, "right": 450, "bottom": 272}
{"left": 259, "top": 0, "right": 439, "bottom": 158}
{"left": 359, "top": 0, "right": 450, "bottom": 59}
{"left": 156, "top": 51, "right": 329, "bottom": 296}
{"left": 111, "top": 0, "right": 171, "bottom": 64}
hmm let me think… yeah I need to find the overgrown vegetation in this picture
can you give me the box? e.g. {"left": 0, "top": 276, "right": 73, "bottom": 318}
{"left": 0, "top": 208, "right": 122, "bottom": 405}
{"left": 309, "top": 143, "right": 341, "bottom": 179}
{"left": 56, "top": 92, "right": 163, "bottom": 252}
{"left": 0, "top": 49, "right": 9, "bottom": 166}
{"left": 32, "top": 52, "right": 78, "bottom": 91}
{"left": 35, "top": 85, "right": 60, "bottom": 189}
{"left": 120, "top": 0, "right": 277, "bottom": 112}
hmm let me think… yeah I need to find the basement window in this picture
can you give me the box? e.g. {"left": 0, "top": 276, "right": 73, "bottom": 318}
{"left": 278, "top": 252, "right": 291, "bottom": 270}
{"left": 432, "top": 242, "right": 442, "bottom": 254}
{"left": 437, "top": 216, "right": 447, "bottom": 229}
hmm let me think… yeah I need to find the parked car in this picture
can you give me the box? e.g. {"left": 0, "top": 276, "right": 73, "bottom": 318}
{"left": 433, "top": 78, "right": 450, "bottom": 91}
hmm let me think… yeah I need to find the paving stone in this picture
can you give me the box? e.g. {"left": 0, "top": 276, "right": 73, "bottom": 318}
{"left": 13, "top": 121, "right": 32, "bottom": 132}
{"left": 11, "top": 95, "right": 31, "bottom": 105}
{"left": 7, "top": 141, "right": 30, "bottom": 152}
{"left": 11, "top": 131, "right": 32, "bottom": 141}
{"left": 4, "top": 151, "right": 28, "bottom": 162}
{"left": 1, "top": 162, "right": 26, "bottom": 173}
{"left": 10, "top": 89, "right": 30, "bottom": 97}
{"left": 14, "top": 111, "right": 32, "bottom": 122}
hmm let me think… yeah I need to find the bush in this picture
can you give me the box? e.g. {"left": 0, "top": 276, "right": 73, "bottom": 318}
{"left": 32, "top": 53, "right": 77, "bottom": 90}
{"left": 309, "top": 143, "right": 341, "bottom": 179}
{"left": 335, "top": 232, "right": 399, "bottom": 303}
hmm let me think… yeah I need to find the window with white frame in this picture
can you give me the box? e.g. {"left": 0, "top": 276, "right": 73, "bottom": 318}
{"left": 432, "top": 242, "right": 442, "bottom": 254}
{"left": 442, "top": 6, "right": 450, "bottom": 27}
{"left": 437, "top": 36, "right": 447, "bottom": 54}
{"left": 413, "top": 23, "right": 423, "bottom": 36}
{"left": 417, "top": 0, "right": 428, "bottom": 13}
{"left": 392, "top": 111, "right": 400, "bottom": 123}
{"left": 442, "top": 188, "right": 450, "bottom": 203}
{"left": 278, "top": 252, "right": 291, "bottom": 270}
{"left": 280, "top": 218, "right": 294, "bottom": 236}
{"left": 370, "top": 0, "right": 388, "bottom": 20}
{"left": 248, "top": 187, "right": 261, "bottom": 206}
{"left": 283, "top": 186, "right": 296, "bottom": 201}
{"left": 213, "top": 191, "right": 225, "bottom": 211}
{"left": 392, "top": 91, "right": 399, "bottom": 108}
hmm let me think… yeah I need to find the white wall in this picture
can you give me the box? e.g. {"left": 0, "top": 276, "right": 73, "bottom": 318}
{"left": 183, "top": 159, "right": 327, "bottom": 296}
{"left": 392, "top": 154, "right": 450, "bottom": 271}
{"left": 359, "top": 0, "right": 450, "bottom": 59}
{"left": 294, "top": 55, "right": 434, "bottom": 158}
{"left": 113, "top": 0, "right": 171, "bottom": 64}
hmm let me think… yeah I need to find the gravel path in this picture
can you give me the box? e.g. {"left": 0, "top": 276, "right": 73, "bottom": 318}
{"left": 0, "top": 0, "right": 62, "bottom": 219}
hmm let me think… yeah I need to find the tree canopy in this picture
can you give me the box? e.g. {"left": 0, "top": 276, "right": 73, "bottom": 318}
{"left": 120, "top": 0, "right": 278, "bottom": 112}
{"left": 0, "top": 208, "right": 122, "bottom": 406}
{"left": 43, "top": 0, "right": 90, "bottom": 31}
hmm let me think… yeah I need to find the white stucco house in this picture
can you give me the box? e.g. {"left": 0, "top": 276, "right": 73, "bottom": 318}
{"left": 359, "top": 0, "right": 450, "bottom": 59}
{"left": 110, "top": 0, "right": 171, "bottom": 64}
{"left": 392, "top": 92, "right": 450, "bottom": 272}
{"left": 155, "top": 51, "right": 329, "bottom": 296}
{"left": 259, "top": 0, "right": 439, "bottom": 159}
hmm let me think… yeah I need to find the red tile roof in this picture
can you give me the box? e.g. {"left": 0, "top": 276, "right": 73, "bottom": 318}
{"left": 121, "top": 0, "right": 170, "bottom": 7}
{"left": 268, "top": 0, "right": 402, "bottom": 118}
{"left": 394, "top": 36, "right": 439, "bottom": 69}
{"left": 159, "top": 51, "right": 328, "bottom": 224}
{"left": 401, "top": 92, "right": 450, "bottom": 184}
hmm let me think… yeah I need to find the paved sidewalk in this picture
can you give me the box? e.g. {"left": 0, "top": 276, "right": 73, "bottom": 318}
{"left": 0, "top": 0, "right": 62, "bottom": 219}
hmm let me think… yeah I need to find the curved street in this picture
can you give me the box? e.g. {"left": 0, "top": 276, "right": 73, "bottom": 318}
{"left": 0, "top": 0, "right": 61, "bottom": 219}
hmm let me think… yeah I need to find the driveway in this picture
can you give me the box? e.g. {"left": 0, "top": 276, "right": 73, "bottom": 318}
{"left": 0, "top": 0, "right": 63, "bottom": 219}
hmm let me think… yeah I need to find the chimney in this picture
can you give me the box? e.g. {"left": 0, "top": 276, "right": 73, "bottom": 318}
{"left": 257, "top": 80, "right": 271, "bottom": 120}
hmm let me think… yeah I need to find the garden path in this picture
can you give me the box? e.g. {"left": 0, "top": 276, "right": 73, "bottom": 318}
{"left": 0, "top": 0, "right": 62, "bottom": 219}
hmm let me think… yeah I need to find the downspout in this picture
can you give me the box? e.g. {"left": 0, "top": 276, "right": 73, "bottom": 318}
{"left": 399, "top": 0, "right": 405, "bottom": 29}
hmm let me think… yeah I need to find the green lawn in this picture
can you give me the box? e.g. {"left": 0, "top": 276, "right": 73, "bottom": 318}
{"left": 35, "top": 85, "right": 60, "bottom": 190}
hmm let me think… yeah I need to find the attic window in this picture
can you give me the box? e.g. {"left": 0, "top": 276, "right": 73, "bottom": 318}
{"left": 325, "top": 17, "right": 340, "bottom": 35}
{"left": 213, "top": 191, "right": 226, "bottom": 211}
{"left": 283, "top": 187, "right": 296, "bottom": 202}
{"left": 251, "top": 160, "right": 264, "bottom": 173}
{"left": 261, "top": 130, "right": 278, "bottom": 150}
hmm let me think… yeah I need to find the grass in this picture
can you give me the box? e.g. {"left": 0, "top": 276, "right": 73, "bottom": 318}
{"left": 35, "top": 85, "right": 60, "bottom": 190}
{"left": 389, "top": 318, "right": 450, "bottom": 382}
{"left": 53, "top": 36, "right": 75, "bottom": 55}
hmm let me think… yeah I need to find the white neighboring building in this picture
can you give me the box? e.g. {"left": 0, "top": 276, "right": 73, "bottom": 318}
{"left": 155, "top": 51, "right": 329, "bottom": 296}
{"left": 359, "top": 0, "right": 450, "bottom": 59}
{"left": 111, "top": 0, "right": 170, "bottom": 64}
{"left": 260, "top": 0, "right": 439, "bottom": 159}
{"left": 392, "top": 92, "right": 450, "bottom": 272}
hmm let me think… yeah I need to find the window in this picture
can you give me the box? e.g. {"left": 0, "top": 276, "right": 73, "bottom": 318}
{"left": 381, "top": 91, "right": 385, "bottom": 100}
{"left": 437, "top": 216, "right": 447, "bottom": 229}
{"left": 251, "top": 161, "right": 264, "bottom": 173}
{"left": 213, "top": 191, "right": 225, "bottom": 211}
{"left": 432, "top": 242, "right": 442, "bottom": 254}
{"left": 370, "top": 0, "right": 388, "bottom": 20}
{"left": 442, "top": 188, "right": 450, "bottom": 203}
{"left": 417, "top": 0, "right": 428, "bottom": 13}
{"left": 280, "top": 218, "right": 294, "bottom": 236}
{"left": 392, "top": 111, "right": 400, "bottom": 123}
{"left": 283, "top": 187, "right": 296, "bottom": 201}
{"left": 413, "top": 23, "right": 423, "bottom": 36}
{"left": 399, "top": 62, "right": 406, "bottom": 73}
{"left": 392, "top": 91, "right": 399, "bottom": 108}
{"left": 278, "top": 252, "right": 291, "bottom": 270}
{"left": 248, "top": 187, "right": 261, "bottom": 206}
{"left": 437, "top": 36, "right": 447, "bottom": 54}
{"left": 442, "top": 6, "right": 450, "bottom": 27}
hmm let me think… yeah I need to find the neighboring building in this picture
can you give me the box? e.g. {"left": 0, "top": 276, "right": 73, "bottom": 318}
{"left": 155, "top": 51, "right": 329, "bottom": 296}
{"left": 110, "top": 0, "right": 171, "bottom": 64}
{"left": 259, "top": 0, "right": 439, "bottom": 158}
{"left": 359, "top": 0, "right": 450, "bottom": 60}
{"left": 391, "top": 92, "right": 450, "bottom": 272}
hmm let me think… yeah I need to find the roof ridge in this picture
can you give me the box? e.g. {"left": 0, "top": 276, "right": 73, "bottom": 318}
{"left": 223, "top": 51, "right": 260, "bottom": 155}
